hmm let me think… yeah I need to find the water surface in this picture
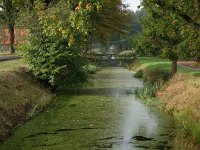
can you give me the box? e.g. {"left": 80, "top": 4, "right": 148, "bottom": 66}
{"left": 0, "top": 67, "right": 176, "bottom": 150}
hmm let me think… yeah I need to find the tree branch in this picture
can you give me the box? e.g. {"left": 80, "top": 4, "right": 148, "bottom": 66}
{"left": 194, "top": 0, "right": 200, "bottom": 14}
{"left": 152, "top": 0, "right": 200, "bottom": 32}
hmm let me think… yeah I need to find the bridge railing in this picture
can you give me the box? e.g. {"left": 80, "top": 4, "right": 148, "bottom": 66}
{"left": 84, "top": 53, "right": 135, "bottom": 61}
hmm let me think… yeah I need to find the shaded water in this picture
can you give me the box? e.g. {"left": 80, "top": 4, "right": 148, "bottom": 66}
{"left": 0, "top": 67, "right": 177, "bottom": 149}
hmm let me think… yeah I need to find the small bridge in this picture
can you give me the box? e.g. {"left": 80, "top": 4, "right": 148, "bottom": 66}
{"left": 84, "top": 53, "right": 134, "bottom": 61}
{"left": 84, "top": 53, "right": 135, "bottom": 66}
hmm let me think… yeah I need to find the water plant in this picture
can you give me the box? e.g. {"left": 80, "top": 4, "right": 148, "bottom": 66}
{"left": 134, "top": 69, "right": 143, "bottom": 78}
{"left": 177, "top": 112, "right": 200, "bottom": 143}
{"left": 135, "top": 68, "right": 171, "bottom": 99}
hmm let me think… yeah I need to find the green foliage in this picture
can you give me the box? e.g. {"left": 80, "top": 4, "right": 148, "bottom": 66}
{"left": 87, "top": 48, "right": 102, "bottom": 55}
{"left": 177, "top": 113, "right": 200, "bottom": 142}
{"left": 136, "top": 57, "right": 200, "bottom": 75}
{"left": 0, "top": 0, "right": 27, "bottom": 53}
{"left": 91, "top": 0, "right": 131, "bottom": 44}
{"left": 135, "top": 68, "right": 171, "bottom": 100}
{"left": 23, "top": 0, "right": 131, "bottom": 89}
{"left": 118, "top": 50, "right": 136, "bottom": 65}
{"left": 135, "top": 82, "right": 162, "bottom": 99}
{"left": 143, "top": 0, "right": 200, "bottom": 34}
{"left": 133, "top": 0, "right": 200, "bottom": 62}
{"left": 24, "top": 0, "right": 102, "bottom": 89}
{"left": 131, "top": 33, "right": 162, "bottom": 56}
{"left": 134, "top": 69, "right": 143, "bottom": 78}
{"left": 142, "top": 68, "right": 172, "bottom": 85}
{"left": 16, "top": 44, "right": 29, "bottom": 55}
{"left": 0, "top": 0, "right": 25, "bottom": 25}
{"left": 118, "top": 50, "right": 135, "bottom": 57}
{"left": 83, "top": 63, "right": 99, "bottom": 74}
{"left": 26, "top": 40, "right": 89, "bottom": 88}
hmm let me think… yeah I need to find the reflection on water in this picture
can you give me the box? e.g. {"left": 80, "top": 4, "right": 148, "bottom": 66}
{"left": 94, "top": 68, "right": 175, "bottom": 149}
{"left": 118, "top": 98, "right": 158, "bottom": 150}
{"left": 112, "top": 95, "right": 174, "bottom": 150}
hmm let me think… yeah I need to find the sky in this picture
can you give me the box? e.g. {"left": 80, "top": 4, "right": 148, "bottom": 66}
{"left": 123, "top": 0, "right": 141, "bottom": 12}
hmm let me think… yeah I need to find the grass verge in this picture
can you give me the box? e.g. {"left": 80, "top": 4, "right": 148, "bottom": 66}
{"left": 132, "top": 57, "right": 200, "bottom": 75}
{"left": 0, "top": 59, "right": 53, "bottom": 140}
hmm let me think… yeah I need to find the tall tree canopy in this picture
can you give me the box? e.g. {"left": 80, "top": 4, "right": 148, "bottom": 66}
{"left": 22, "top": 0, "right": 131, "bottom": 88}
{"left": 133, "top": 0, "right": 200, "bottom": 74}
{"left": 144, "top": 0, "right": 200, "bottom": 32}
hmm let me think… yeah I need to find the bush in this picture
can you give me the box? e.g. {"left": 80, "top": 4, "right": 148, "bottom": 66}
{"left": 87, "top": 48, "right": 102, "bottom": 55}
{"left": 84, "top": 64, "right": 99, "bottom": 74}
{"left": 135, "top": 68, "right": 172, "bottom": 100}
{"left": 134, "top": 70, "right": 143, "bottom": 78}
{"left": 118, "top": 50, "right": 136, "bottom": 59}
{"left": 142, "top": 68, "right": 171, "bottom": 85}
{"left": 135, "top": 81, "right": 163, "bottom": 99}
{"left": 24, "top": 2, "right": 93, "bottom": 89}
{"left": 16, "top": 44, "right": 29, "bottom": 55}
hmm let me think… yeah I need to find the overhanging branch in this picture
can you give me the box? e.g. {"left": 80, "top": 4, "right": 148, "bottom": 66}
{"left": 152, "top": 0, "right": 200, "bottom": 32}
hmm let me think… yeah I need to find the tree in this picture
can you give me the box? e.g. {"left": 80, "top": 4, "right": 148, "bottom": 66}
{"left": 133, "top": 3, "right": 184, "bottom": 74}
{"left": 132, "top": 0, "right": 200, "bottom": 74}
{"left": 143, "top": 0, "right": 200, "bottom": 32}
{"left": 23, "top": 0, "right": 132, "bottom": 88}
{"left": 90, "top": 0, "right": 131, "bottom": 45}
{"left": 0, "top": 0, "right": 26, "bottom": 53}
{"left": 24, "top": 0, "right": 103, "bottom": 88}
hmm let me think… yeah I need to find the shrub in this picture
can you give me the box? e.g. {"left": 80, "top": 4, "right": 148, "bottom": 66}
{"left": 84, "top": 64, "right": 99, "bottom": 74}
{"left": 118, "top": 50, "right": 136, "bottom": 60}
{"left": 142, "top": 68, "right": 171, "bottom": 85}
{"left": 87, "top": 48, "right": 102, "bottom": 55}
{"left": 134, "top": 69, "right": 143, "bottom": 78}
{"left": 135, "top": 81, "right": 163, "bottom": 99}
{"left": 135, "top": 68, "right": 172, "bottom": 100}
{"left": 16, "top": 44, "right": 29, "bottom": 56}
{"left": 24, "top": 2, "right": 91, "bottom": 89}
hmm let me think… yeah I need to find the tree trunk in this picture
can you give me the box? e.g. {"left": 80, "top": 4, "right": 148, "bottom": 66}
{"left": 171, "top": 60, "right": 177, "bottom": 75}
{"left": 118, "top": 33, "right": 123, "bottom": 51}
{"left": 9, "top": 25, "right": 15, "bottom": 54}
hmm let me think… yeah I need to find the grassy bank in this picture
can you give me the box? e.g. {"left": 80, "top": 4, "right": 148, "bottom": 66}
{"left": 133, "top": 57, "right": 200, "bottom": 145}
{"left": 132, "top": 57, "right": 200, "bottom": 75}
{"left": 0, "top": 59, "right": 52, "bottom": 140}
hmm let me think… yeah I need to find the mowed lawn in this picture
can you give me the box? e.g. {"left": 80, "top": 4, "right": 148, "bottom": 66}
{"left": 135, "top": 57, "right": 200, "bottom": 75}
{"left": 0, "top": 59, "right": 26, "bottom": 71}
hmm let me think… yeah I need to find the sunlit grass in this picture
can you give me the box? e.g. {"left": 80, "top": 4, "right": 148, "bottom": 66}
{"left": 136, "top": 57, "right": 200, "bottom": 75}
{"left": 134, "top": 57, "right": 200, "bottom": 143}
{"left": 0, "top": 59, "right": 26, "bottom": 71}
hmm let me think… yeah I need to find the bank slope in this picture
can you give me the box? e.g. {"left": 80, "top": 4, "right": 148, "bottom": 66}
{"left": 0, "top": 59, "right": 52, "bottom": 140}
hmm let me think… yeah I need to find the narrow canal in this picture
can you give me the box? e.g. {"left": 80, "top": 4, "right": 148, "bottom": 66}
{"left": 1, "top": 67, "right": 177, "bottom": 150}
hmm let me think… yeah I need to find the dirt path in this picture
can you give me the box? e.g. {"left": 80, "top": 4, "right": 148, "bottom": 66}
{"left": 0, "top": 56, "right": 21, "bottom": 61}
{"left": 178, "top": 61, "right": 200, "bottom": 71}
